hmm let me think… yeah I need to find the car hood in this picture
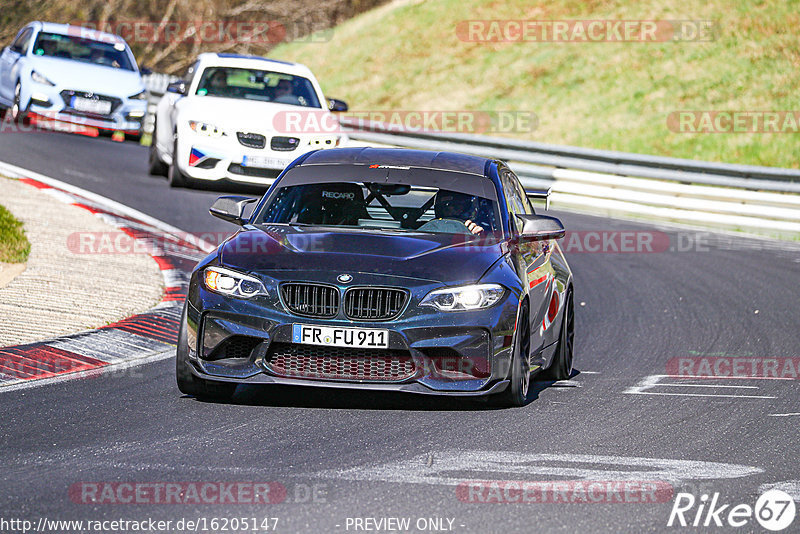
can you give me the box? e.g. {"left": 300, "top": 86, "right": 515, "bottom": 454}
{"left": 28, "top": 57, "right": 144, "bottom": 97}
{"left": 177, "top": 97, "right": 334, "bottom": 134}
{"left": 219, "top": 226, "right": 506, "bottom": 285}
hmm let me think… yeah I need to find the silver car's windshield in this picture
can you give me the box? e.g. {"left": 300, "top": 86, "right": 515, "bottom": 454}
{"left": 32, "top": 32, "right": 135, "bottom": 71}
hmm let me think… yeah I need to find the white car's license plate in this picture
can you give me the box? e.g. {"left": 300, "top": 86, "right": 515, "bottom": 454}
{"left": 242, "top": 155, "right": 287, "bottom": 169}
{"left": 292, "top": 324, "right": 389, "bottom": 349}
{"left": 71, "top": 97, "right": 111, "bottom": 115}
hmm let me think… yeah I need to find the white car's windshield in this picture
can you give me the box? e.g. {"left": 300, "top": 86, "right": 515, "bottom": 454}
{"left": 32, "top": 32, "right": 135, "bottom": 71}
{"left": 195, "top": 67, "right": 321, "bottom": 108}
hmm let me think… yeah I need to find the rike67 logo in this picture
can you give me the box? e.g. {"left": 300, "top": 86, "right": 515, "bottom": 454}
{"left": 668, "top": 490, "right": 796, "bottom": 531}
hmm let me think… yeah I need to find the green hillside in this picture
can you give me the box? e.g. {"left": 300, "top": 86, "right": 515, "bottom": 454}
{"left": 272, "top": 0, "right": 800, "bottom": 168}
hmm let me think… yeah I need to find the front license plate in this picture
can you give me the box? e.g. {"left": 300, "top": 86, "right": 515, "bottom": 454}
{"left": 71, "top": 96, "right": 111, "bottom": 115}
{"left": 242, "top": 155, "right": 287, "bottom": 169}
{"left": 292, "top": 324, "right": 389, "bottom": 349}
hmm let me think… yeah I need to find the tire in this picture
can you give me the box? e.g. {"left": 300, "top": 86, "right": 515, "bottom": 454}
{"left": 11, "top": 82, "right": 28, "bottom": 124}
{"left": 496, "top": 304, "right": 531, "bottom": 407}
{"left": 168, "top": 137, "right": 190, "bottom": 188}
{"left": 176, "top": 302, "right": 236, "bottom": 401}
{"left": 540, "top": 289, "right": 574, "bottom": 381}
{"left": 148, "top": 124, "right": 168, "bottom": 176}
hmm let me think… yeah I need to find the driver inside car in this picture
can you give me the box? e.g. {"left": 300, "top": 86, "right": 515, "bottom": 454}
{"left": 204, "top": 70, "right": 229, "bottom": 96}
{"left": 433, "top": 190, "right": 487, "bottom": 234}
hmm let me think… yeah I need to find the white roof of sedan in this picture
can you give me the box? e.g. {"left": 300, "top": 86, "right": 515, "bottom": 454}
{"left": 33, "top": 21, "right": 128, "bottom": 45}
{"left": 196, "top": 52, "right": 314, "bottom": 77}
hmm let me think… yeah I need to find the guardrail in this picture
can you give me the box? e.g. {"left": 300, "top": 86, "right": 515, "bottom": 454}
{"left": 142, "top": 73, "right": 178, "bottom": 137}
{"left": 141, "top": 74, "right": 800, "bottom": 239}
{"left": 341, "top": 120, "right": 800, "bottom": 239}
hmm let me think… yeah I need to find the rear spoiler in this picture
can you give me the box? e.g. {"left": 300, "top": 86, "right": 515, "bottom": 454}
{"left": 527, "top": 187, "right": 552, "bottom": 210}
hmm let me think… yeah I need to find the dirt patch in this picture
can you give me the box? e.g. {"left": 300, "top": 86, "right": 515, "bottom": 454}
{"left": 0, "top": 262, "right": 25, "bottom": 288}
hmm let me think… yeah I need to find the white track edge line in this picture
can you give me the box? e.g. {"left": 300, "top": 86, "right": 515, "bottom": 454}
{"left": 0, "top": 160, "right": 216, "bottom": 253}
{"left": 0, "top": 349, "right": 174, "bottom": 393}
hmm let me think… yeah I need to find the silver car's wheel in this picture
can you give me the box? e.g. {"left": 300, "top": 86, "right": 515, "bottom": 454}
{"left": 11, "top": 82, "right": 26, "bottom": 122}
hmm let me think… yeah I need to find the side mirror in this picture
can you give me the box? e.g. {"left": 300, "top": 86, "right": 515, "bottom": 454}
{"left": 166, "top": 81, "right": 187, "bottom": 95}
{"left": 140, "top": 66, "right": 153, "bottom": 75}
{"left": 209, "top": 196, "right": 258, "bottom": 225}
{"left": 327, "top": 98, "right": 348, "bottom": 112}
{"left": 515, "top": 214, "right": 565, "bottom": 242}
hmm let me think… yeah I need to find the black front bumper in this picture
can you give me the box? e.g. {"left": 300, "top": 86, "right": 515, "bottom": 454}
{"left": 183, "top": 278, "right": 521, "bottom": 396}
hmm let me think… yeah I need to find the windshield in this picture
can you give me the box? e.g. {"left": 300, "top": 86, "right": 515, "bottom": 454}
{"left": 254, "top": 181, "right": 501, "bottom": 235}
{"left": 32, "top": 32, "right": 135, "bottom": 71}
{"left": 195, "top": 67, "right": 321, "bottom": 108}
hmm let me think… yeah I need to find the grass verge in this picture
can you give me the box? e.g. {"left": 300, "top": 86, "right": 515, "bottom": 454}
{"left": 0, "top": 204, "right": 30, "bottom": 263}
{"left": 272, "top": 0, "right": 800, "bottom": 168}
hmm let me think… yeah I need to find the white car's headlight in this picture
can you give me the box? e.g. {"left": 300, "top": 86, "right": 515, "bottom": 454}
{"left": 129, "top": 90, "right": 147, "bottom": 100}
{"left": 189, "top": 120, "right": 225, "bottom": 138}
{"left": 31, "top": 70, "right": 55, "bottom": 86}
{"left": 204, "top": 267, "right": 267, "bottom": 298}
{"left": 420, "top": 284, "right": 505, "bottom": 311}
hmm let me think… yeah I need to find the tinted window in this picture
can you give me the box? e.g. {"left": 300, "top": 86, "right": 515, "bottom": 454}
{"left": 31, "top": 32, "right": 134, "bottom": 71}
{"left": 183, "top": 60, "right": 200, "bottom": 86}
{"left": 256, "top": 181, "right": 500, "bottom": 234}
{"left": 10, "top": 28, "right": 33, "bottom": 54}
{"left": 195, "top": 67, "right": 321, "bottom": 108}
{"left": 511, "top": 171, "right": 534, "bottom": 215}
{"left": 501, "top": 169, "right": 530, "bottom": 231}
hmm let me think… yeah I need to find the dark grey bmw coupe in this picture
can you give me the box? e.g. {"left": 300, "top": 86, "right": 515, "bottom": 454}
{"left": 177, "top": 147, "right": 574, "bottom": 406}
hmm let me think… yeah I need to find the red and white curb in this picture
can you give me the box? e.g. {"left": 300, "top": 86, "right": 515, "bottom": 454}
{"left": 0, "top": 162, "right": 216, "bottom": 391}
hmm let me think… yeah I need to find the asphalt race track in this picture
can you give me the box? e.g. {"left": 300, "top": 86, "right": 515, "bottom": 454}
{"left": 1, "top": 130, "right": 799, "bottom": 533}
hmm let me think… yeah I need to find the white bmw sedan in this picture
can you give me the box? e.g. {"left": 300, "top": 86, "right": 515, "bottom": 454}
{"left": 150, "top": 53, "right": 348, "bottom": 188}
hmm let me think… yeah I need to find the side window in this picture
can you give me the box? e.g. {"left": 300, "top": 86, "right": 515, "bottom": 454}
{"left": 183, "top": 61, "right": 199, "bottom": 86}
{"left": 10, "top": 28, "right": 33, "bottom": 54}
{"left": 511, "top": 171, "right": 534, "bottom": 215}
{"left": 500, "top": 170, "right": 524, "bottom": 233}
{"left": 501, "top": 169, "right": 527, "bottom": 232}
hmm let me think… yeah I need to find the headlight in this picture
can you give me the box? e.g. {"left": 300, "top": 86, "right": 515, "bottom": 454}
{"left": 129, "top": 90, "right": 147, "bottom": 100}
{"left": 31, "top": 70, "right": 55, "bottom": 86}
{"left": 189, "top": 120, "right": 225, "bottom": 138}
{"left": 420, "top": 283, "right": 505, "bottom": 311}
{"left": 203, "top": 267, "right": 267, "bottom": 299}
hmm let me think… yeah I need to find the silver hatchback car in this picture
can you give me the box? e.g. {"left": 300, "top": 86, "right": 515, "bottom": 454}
{"left": 0, "top": 21, "right": 148, "bottom": 138}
